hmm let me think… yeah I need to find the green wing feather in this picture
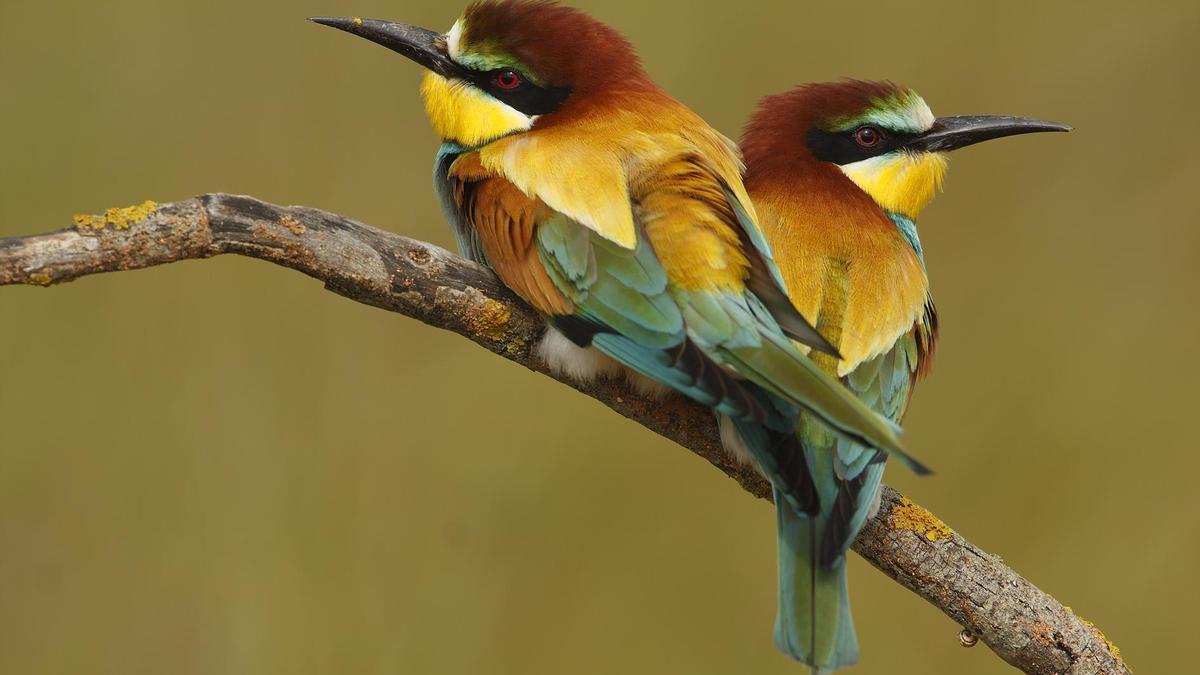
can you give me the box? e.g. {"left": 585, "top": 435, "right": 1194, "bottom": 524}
{"left": 722, "top": 185, "right": 841, "bottom": 357}
{"left": 817, "top": 332, "right": 922, "bottom": 558}
{"left": 528, "top": 168, "right": 932, "bottom": 672}
{"left": 540, "top": 214, "right": 780, "bottom": 423}
{"left": 759, "top": 331, "right": 924, "bottom": 670}
{"left": 537, "top": 211, "right": 925, "bottom": 471}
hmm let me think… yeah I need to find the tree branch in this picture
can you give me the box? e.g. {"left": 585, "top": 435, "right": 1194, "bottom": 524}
{"left": 0, "top": 195, "right": 1129, "bottom": 674}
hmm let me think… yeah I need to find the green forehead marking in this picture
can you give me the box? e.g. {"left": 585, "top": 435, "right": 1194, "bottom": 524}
{"left": 454, "top": 19, "right": 548, "bottom": 86}
{"left": 827, "top": 90, "right": 931, "bottom": 133}
{"left": 454, "top": 45, "right": 549, "bottom": 86}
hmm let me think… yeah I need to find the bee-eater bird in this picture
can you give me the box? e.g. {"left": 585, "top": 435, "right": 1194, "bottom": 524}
{"left": 308, "top": 3, "right": 937, "bottom": 461}
{"left": 736, "top": 80, "right": 1069, "bottom": 671}
{"left": 310, "top": 0, "right": 935, "bottom": 651}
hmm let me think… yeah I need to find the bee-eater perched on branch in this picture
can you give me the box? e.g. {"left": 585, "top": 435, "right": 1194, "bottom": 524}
{"left": 309, "top": 3, "right": 930, "bottom": 465}
{"left": 738, "top": 81, "right": 1069, "bottom": 671}
{"left": 312, "top": 1, "right": 930, "bottom": 668}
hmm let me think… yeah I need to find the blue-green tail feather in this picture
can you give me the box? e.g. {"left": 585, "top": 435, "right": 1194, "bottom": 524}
{"left": 775, "top": 490, "right": 859, "bottom": 670}
{"left": 733, "top": 418, "right": 875, "bottom": 672}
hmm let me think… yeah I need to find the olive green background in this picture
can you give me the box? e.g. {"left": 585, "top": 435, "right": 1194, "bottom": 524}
{"left": 1, "top": 1, "right": 1194, "bottom": 673}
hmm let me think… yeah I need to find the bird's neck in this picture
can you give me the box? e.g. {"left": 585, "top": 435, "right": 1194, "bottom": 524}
{"left": 746, "top": 159, "right": 927, "bottom": 265}
{"left": 747, "top": 165, "right": 933, "bottom": 375}
{"left": 886, "top": 211, "right": 925, "bottom": 265}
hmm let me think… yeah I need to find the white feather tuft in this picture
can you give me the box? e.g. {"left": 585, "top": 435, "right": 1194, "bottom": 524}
{"left": 718, "top": 415, "right": 762, "bottom": 471}
{"left": 536, "top": 328, "right": 623, "bottom": 384}
{"left": 866, "top": 482, "right": 885, "bottom": 520}
{"left": 446, "top": 20, "right": 464, "bottom": 60}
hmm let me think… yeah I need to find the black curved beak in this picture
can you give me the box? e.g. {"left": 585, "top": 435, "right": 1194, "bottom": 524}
{"left": 907, "top": 116, "right": 1072, "bottom": 153}
{"left": 309, "top": 16, "right": 467, "bottom": 79}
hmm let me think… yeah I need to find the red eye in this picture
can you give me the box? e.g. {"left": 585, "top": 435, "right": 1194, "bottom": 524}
{"left": 494, "top": 69, "right": 522, "bottom": 90}
{"left": 854, "top": 127, "right": 881, "bottom": 147}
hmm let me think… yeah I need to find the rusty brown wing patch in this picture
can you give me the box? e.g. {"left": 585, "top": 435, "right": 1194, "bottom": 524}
{"left": 448, "top": 154, "right": 573, "bottom": 316}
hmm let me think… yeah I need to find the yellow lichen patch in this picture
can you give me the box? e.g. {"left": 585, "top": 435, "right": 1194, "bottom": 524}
{"left": 468, "top": 299, "right": 512, "bottom": 342}
{"left": 74, "top": 200, "right": 158, "bottom": 231}
{"left": 72, "top": 214, "right": 100, "bottom": 229}
{"left": 353, "top": 17, "right": 363, "bottom": 26}
{"left": 104, "top": 200, "right": 158, "bottom": 229}
{"left": 889, "top": 497, "right": 953, "bottom": 542}
{"left": 502, "top": 335, "right": 526, "bottom": 357}
{"left": 1080, "top": 617, "right": 1122, "bottom": 659}
{"left": 28, "top": 273, "right": 53, "bottom": 287}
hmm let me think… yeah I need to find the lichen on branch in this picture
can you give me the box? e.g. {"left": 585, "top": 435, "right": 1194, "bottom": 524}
{"left": 73, "top": 200, "right": 159, "bottom": 231}
{"left": 0, "top": 194, "right": 1130, "bottom": 675}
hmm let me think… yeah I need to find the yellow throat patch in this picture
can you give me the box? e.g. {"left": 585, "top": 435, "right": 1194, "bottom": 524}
{"left": 839, "top": 151, "right": 949, "bottom": 219}
{"left": 420, "top": 73, "right": 533, "bottom": 148}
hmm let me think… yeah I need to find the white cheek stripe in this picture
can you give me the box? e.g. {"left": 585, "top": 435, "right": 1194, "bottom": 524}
{"left": 837, "top": 154, "right": 890, "bottom": 178}
{"left": 446, "top": 20, "right": 464, "bottom": 60}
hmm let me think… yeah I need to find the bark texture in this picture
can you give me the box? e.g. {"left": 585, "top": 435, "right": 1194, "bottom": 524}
{"left": 0, "top": 195, "right": 1130, "bottom": 675}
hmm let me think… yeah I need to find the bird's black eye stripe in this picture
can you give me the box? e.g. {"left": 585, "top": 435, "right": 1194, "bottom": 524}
{"left": 806, "top": 127, "right": 917, "bottom": 165}
{"left": 464, "top": 68, "right": 571, "bottom": 117}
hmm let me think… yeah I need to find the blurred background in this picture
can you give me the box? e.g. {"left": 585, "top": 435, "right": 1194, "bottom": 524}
{"left": 0, "top": 0, "right": 1194, "bottom": 673}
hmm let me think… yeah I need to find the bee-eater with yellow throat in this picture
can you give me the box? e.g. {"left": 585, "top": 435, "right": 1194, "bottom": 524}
{"left": 309, "top": 3, "right": 932, "bottom": 463}
{"left": 310, "top": 0, "right": 937, "bottom": 649}
{"left": 737, "top": 80, "right": 1068, "bottom": 670}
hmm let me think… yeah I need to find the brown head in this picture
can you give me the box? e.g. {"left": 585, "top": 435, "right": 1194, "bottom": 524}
{"left": 743, "top": 80, "right": 911, "bottom": 178}
{"left": 454, "top": 1, "right": 645, "bottom": 93}
{"left": 743, "top": 80, "right": 1070, "bottom": 219}
{"left": 311, "top": 1, "right": 652, "bottom": 147}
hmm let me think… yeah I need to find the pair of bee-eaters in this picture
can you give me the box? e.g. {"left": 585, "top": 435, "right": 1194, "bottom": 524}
{"left": 312, "top": 2, "right": 1067, "bottom": 671}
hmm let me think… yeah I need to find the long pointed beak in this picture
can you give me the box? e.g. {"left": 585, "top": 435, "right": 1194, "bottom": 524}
{"left": 309, "top": 16, "right": 466, "bottom": 79}
{"left": 907, "top": 115, "right": 1072, "bottom": 153}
